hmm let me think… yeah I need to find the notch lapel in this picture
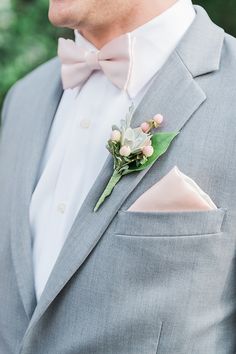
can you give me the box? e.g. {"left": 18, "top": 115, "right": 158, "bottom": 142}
{"left": 10, "top": 60, "right": 63, "bottom": 319}
{"left": 22, "top": 5, "right": 224, "bottom": 336}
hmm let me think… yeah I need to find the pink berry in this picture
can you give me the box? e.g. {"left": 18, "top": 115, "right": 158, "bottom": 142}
{"left": 120, "top": 146, "right": 131, "bottom": 157}
{"left": 142, "top": 145, "right": 154, "bottom": 157}
{"left": 153, "top": 114, "right": 164, "bottom": 125}
{"left": 140, "top": 122, "right": 150, "bottom": 133}
{"left": 111, "top": 130, "right": 121, "bottom": 142}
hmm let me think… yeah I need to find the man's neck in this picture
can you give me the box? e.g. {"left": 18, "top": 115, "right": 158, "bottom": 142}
{"left": 79, "top": 0, "right": 179, "bottom": 49}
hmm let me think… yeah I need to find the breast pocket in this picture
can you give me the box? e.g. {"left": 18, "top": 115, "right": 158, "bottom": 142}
{"left": 109, "top": 207, "right": 229, "bottom": 353}
{"left": 114, "top": 208, "right": 226, "bottom": 237}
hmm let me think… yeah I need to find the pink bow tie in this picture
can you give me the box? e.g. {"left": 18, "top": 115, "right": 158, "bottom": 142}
{"left": 58, "top": 34, "right": 133, "bottom": 91}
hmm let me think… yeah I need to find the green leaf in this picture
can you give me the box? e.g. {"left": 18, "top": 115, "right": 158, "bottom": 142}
{"left": 123, "top": 131, "right": 179, "bottom": 175}
{"left": 93, "top": 170, "right": 122, "bottom": 212}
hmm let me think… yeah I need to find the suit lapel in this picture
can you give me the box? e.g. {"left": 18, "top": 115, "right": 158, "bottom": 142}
{"left": 16, "top": 5, "right": 224, "bottom": 334}
{"left": 10, "top": 61, "right": 63, "bottom": 319}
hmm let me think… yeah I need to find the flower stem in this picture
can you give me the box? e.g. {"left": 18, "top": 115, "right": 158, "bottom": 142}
{"left": 93, "top": 170, "right": 122, "bottom": 212}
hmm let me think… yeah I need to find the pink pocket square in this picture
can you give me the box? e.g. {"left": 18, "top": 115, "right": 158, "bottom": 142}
{"left": 128, "top": 166, "right": 217, "bottom": 212}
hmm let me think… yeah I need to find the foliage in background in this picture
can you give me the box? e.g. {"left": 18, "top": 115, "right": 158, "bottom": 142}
{"left": 0, "top": 0, "right": 236, "bottom": 111}
{"left": 0, "top": 0, "right": 71, "bottom": 110}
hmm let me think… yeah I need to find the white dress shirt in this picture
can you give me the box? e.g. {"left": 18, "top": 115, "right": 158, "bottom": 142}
{"left": 29, "top": 0, "right": 195, "bottom": 301}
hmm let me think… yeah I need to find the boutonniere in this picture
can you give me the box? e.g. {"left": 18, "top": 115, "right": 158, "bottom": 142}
{"left": 94, "top": 106, "right": 179, "bottom": 211}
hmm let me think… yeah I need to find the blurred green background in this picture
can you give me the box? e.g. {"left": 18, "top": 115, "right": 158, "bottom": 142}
{"left": 0, "top": 0, "right": 235, "bottom": 110}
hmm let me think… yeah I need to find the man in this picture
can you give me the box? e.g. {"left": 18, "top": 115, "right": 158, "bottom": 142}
{"left": 1, "top": 0, "right": 236, "bottom": 352}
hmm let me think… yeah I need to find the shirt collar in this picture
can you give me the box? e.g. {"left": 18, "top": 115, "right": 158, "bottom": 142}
{"left": 74, "top": 0, "right": 195, "bottom": 98}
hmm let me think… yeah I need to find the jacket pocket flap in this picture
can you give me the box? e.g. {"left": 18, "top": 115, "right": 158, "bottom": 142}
{"left": 115, "top": 208, "right": 227, "bottom": 237}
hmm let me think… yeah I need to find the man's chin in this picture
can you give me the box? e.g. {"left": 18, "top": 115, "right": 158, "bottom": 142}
{"left": 48, "top": 8, "right": 73, "bottom": 28}
{"left": 48, "top": 0, "right": 85, "bottom": 28}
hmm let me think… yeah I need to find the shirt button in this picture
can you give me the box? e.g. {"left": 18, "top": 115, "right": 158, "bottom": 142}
{"left": 57, "top": 202, "right": 66, "bottom": 214}
{"left": 80, "top": 119, "right": 91, "bottom": 129}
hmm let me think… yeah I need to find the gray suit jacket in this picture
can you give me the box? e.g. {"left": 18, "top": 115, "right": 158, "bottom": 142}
{"left": 1, "top": 5, "right": 236, "bottom": 354}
